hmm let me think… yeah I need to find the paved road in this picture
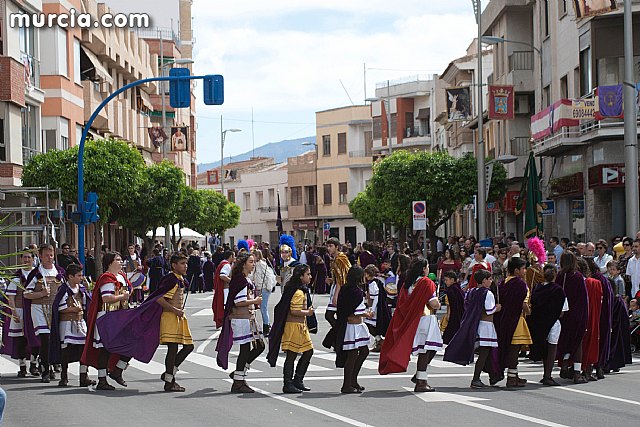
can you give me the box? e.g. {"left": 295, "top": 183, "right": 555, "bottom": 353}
{"left": 1, "top": 290, "right": 639, "bottom": 426}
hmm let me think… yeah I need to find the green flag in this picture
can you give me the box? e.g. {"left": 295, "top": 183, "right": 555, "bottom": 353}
{"left": 515, "top": 152, "right": 543, "bottom": 238}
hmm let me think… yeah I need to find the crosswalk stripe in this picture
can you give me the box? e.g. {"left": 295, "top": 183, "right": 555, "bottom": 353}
{"left": 0, "top": 357, "right": 20, "bottom": 375}
{"left": 186, "top": 352, "right": 262, "bottom": 373}
{"left": 193, "top": 308, "right": 213, "bottom": 317}
{"left": 312, "top": 352, "right": 379, "bottom": 370}
{"left": 129, "top": 359, "right": 188, "bottom": 375}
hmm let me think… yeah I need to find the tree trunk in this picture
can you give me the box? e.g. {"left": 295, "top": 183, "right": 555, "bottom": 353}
{"left": 94, "top": 222, "right": 103, "bottom": 276}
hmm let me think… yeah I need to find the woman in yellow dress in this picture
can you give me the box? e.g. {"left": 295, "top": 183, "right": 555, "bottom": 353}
{"left": 268, "top": 264, "right": 315, "bottom": 393}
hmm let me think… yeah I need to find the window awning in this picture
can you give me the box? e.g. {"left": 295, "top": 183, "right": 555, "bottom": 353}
{"left": 416, "top": 108, "right": 430, "bottom": 120}
{"left": 138, "top": 88, "right": 153, "bottom": 110}
{"left": 81, "top": 47, "right": 114, "bottom": 85}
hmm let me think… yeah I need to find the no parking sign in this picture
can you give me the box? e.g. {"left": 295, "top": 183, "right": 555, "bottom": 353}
{"left": 412, "top": 201, "right": 427, "bottom": 231}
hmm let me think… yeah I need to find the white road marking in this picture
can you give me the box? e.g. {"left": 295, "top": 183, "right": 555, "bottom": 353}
{"left": 556, "top": 387, "right": 640, "bottom": 406}
{"left": 185, "top": 352, "right": 263, "bottom": 374}
{"left": 245, "top": 383, "right": 375, "bottom": 427}
{"left": 128, "top": 359, "right": 188, "bottom": 375}
{"left": 0, "top": 357, "right": 20, "bottom": 374}
{"left": 197, "top": 331, "right": 221, "bottom": 354}
{"left": 195, "top": 294, "right": 213, "bottom": 301}
{"left": 313, "top": 352, "right": 378, "bottom": 370}
{"left": 193, "top": 308, "right": 213, "bottom": 317}
{"left": 406, "top": 388, "right": 569, "bottom": 427}
{"left": 227, "top": 350, "right": 330, "bottom": 372}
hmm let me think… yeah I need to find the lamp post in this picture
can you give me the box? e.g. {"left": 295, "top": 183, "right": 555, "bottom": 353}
{"left": 159, "top": 57, "right": 194, "bottom": 250}
{"left": 472, "top": 0, "right": 487, "bottom": 240}
{"left": 220, "top": 126, "right": 242, "bottom": 198}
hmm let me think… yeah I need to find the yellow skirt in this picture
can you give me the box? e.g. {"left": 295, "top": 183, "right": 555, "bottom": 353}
{"left": 160, "top": 312, "right": 193, "bottom": 345}
{"left": 511, "top": 315, "right": 533, "bottom": 345}
{"left": 281, "top": 321, "right": 313, "bottom": 353}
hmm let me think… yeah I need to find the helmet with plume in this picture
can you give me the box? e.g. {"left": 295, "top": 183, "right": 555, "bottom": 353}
{"left": 527, "top": 236, "right": 546, "bottom": 265}
{"left": 237, "top": 239, "right": 249, "bottom": 252}
{"left": 279, "top": 234, "right": 297, "bottom": 260}
{"left": 247, "top": 239, "right": 255, "bottom": 251}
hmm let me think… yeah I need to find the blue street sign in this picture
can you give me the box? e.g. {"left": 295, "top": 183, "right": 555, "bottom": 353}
{"left": 541, "top": 200, "right": 555, "bottom": 216}
{"left": 169, "top": 67, "right": 191, "bottom": 108}
{"left": 203, "top": 75, "right": 224, "bottom": 105}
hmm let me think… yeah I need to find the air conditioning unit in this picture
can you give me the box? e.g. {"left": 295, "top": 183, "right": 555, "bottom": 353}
{"left": 515, "top": 95, "right": 531, "bottom": 114}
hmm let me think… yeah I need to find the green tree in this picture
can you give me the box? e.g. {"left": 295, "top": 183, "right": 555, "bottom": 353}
{"left": 350, "top": 151, "right": 506, "bottom": 249}
{"left": 119, "top": 160, "right": 185, "bottom": 247}
{"left": 216, "top": 200, "right": 241, "bottom": 234}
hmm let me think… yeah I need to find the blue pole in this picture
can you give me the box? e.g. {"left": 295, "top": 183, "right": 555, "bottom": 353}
{"left": 77, "top": 75, "right": 204, "bottom": 269}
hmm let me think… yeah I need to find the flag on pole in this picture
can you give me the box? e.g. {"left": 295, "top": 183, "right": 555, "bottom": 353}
{"left": 276, "top": 190, "right": 283, "bottom": 235}
{"left": 516, "top": 152, "right": 543, "bottom": 238}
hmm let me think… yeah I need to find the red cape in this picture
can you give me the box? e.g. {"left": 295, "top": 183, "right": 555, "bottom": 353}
{"left": 582, "top": 277, "right": 602, "bottom": 368}
{"left": 80, "top": 272, "right": 129, "bottom": 369}
{"left": 212, "top": 260, "right": 229, "bottom": 328}
{"left": 467, "top": 261, "right": 491, "bottom": 290}
{"left": 379, "top": 277, "right": 436, "bottom": 375}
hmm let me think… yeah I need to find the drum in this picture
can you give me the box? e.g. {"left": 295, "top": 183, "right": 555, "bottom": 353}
{"left": 130, "top": 272, "right": 147, "bottom": 289}
{"left": 384, "top": 275, "right": 398, "bottom": 296}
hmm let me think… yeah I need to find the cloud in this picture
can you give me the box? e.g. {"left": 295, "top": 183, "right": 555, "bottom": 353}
{"left": 192, "top": 1, "right": 478, "bottom": 162}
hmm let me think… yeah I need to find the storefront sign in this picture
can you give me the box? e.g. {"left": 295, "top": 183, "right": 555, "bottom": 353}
{"left": 293, "top": 221, "right": 318, "bottom": 231}
{"left": 541, "top": 200, "right": 555, "bottom": 216}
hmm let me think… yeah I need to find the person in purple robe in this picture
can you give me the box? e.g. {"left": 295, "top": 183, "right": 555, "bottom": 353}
{"left": 442, "top": 271, "right": 465, "bottom": 345}
{"left": 555, "top": 251, "right": 589, "bottom": 384}
{"left": 358, "top": 242, "right": 378, "bottom": 269}
{"left": 606, "top": 295, "right": 632, "bottom": 372}
{"left": 586, "top": 257, "right": 613, "bottom": 379}
{"left": 314, "top": 246, "right": 329, "bottom": 294}
{"left": 147, "top": 248, "right": 166, "bottom": 294}
{"left": 203, "top": 252, "right": 215, "bottom": 292}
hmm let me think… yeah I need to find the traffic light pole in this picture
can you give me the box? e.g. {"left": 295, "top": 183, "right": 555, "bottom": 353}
{"left": 77, "top": 74, "right": 218, "bottom": 269}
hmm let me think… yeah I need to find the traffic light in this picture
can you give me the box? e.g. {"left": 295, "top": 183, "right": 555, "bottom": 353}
{"left": 169, "top": 67, "right": 191, "bottom": 108}
{"left": 203, "top": 75, "right": 224, "bottom": 105}
{"left": 85, "top": 192, "right": 100, "bottom": 223}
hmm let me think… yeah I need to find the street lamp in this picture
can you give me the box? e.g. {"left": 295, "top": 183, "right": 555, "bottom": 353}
{"left": 472, "top": 0, "right": 487, "bottom": 240}
{"left": 159, "top": 57, "right": 194, "bottom": 250}
{"left": 220, "top": 127, "right": 242, "bottom": 197}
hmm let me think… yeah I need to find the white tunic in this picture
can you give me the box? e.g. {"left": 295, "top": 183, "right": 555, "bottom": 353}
{"left": 58, "top": 287, "right": 88, "bottom": 347}
{"left": 364, "top": 280, "right": 379, "bottom": 327}
{"left": 26, "top": 266, "right": 59, "bottom": 335}
{"left": 230, "top": 280, "right": 262, "bottom": 345}
{"left": 6, "top": 270, "right": 30, "bottom": 337}
{"left": 409, "top": 283, "right": 443, "bottom": 354}
{"left": 343, "top": 300, "right": 371, "bottom": 350}
{"left": 547, "top": 297, "right": 569, "bottom": 345}
{"left": 93, "top": 275, "right": 127, "bottom": 349}
{"left": 476, "top": 291, "right": 498, "bottom": 348}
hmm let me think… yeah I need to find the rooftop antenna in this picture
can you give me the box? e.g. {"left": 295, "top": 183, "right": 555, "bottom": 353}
{"left": 339, "top": 79, "right": 355, "bottom": 105}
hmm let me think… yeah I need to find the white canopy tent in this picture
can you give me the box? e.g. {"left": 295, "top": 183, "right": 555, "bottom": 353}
{"left": 146, "top": 225, "right": 205, "bottom": 241}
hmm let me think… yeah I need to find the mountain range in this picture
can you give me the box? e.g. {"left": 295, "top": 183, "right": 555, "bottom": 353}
{"left": 197, "top": 136, "right": 316, "bottom": 173}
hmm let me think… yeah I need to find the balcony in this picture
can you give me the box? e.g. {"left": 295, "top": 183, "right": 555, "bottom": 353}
{"left": 403, "top": 124, "right": 432, "bottom": 148}
{"left": 348, "top": 150, "right": 372, "bottom": 158}
{"left": 507, "top": 51, "right": 535, "bottom": 92}
{"left": 305, "top": 204, "right": 318, "bottom": 217}
{"left": 22, "top": 146, "right": 39, "bottom": 165}
{"left": 510, "top": 137, "right": 531, "bottom": 156}
{"left": 258, "top": 205, "right": 288, "bottom": 213}
{"left": 258, "top": 205, "right": 288, "bottom": 221}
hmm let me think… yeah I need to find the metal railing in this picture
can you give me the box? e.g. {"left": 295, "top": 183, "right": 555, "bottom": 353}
{"left": 510, "top": 137, "right": 531, "bottom": 156}
{"left": 349, "top": 150, "right": 372, "bottom": 158}
{"left": 22, "top": 53, "right": 40, "bottom": 87}
{"left": 22, "top": 146, "right": 39, "bottom": 165}
{"left": 375, "top": 74, "right": 435, "bottom": 88}
{"left": 305, "top": 205, "right": 318, "bottom": 217}
{"left": 509, "top": 51, "right": 534, "bottom": 71}
{"left": 404, "top": 124, "right": 430, "bottom": 138}
{"left": 258, "top": 205, "right": 288, "bottom": 212}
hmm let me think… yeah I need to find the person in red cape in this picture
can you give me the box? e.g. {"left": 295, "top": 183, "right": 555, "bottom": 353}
{"left": 379, "top": 257, "right": 442, "bottom": 392}
{"left": 578, "top": 257, "right": 602, "bottom": 381}
{"left": 81, "top": 252, "right": 132, "bottom": 390}
{"left": 212, "top": 250, "right": 234, "bottom": 328}
{"left": 467, "top": 248, "right": 492, "bottom": 290}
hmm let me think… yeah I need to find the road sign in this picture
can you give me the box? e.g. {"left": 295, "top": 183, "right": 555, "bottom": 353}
{"left": 412, "top": 201, "right": 427, "bottom": 231}
{"left": 323, "top": 222, "right": 331, "bottom": 237}
{"left": 602, "top": 167, "right": 620, "bottom": 185}
{"left": 203, "top": 75, "right": 224, "bottom": 105}
{"left": 169, "top": 67, "right": 191, "bottom": 108}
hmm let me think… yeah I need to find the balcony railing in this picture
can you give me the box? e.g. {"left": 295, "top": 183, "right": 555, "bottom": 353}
{"left": 349, "top": 150, "right": 372, "bottom": 158}
{"left": 22, "top": 53, "right": 40, "bottom": 88}
{"left": 258, "top": 205, "right": 288, "bottom": 212}
{"left": 404, "top": 124, "right": 430, "bottom": 139}
{"left": 305, "top": 205, "right": 318, "bottom": 217}
{"left": 509, "top": 51, "right": 533, "bottom": 72}
{"left": 510, "top": 137, "right": 531, "bottom": 156}
{"left": 22, "top": 146, "right": 39, "bottom": 165}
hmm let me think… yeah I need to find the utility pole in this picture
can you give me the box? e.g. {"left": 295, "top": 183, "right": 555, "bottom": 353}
{"left": 623, "top": 0, "right": 638, "bottom": 236}
{"left": 474, "top": 0, "right": 487, "bottom": 240}
{"left": 160, "top": 29, "right": 171, "bottom": 251}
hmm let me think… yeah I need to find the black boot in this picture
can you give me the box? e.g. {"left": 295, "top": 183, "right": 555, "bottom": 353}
{"left": 283, "top": 363, "right": 301, "bottom": 394}
{"left": 40, "top": 364, "right": 50, "bottom": 383}
{"left": 17, "top": 365, "right": 27, "bottom": 378}
{"left": 263, "top": 324, "right": 271, "bottom": 336}
{"left": 58, "top": 370, "right": 68, "bottom": 387}
{"left": 292, "top": 357, "right": 311, "bottom": 391}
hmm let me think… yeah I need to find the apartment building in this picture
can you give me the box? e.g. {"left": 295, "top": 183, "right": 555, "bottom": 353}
{"left": 287, "top": 151, "right": 318, "bottom": 244}
{"left": 526, "top": 1, "right": 640, "bottom": 242}
{"left": 315, "top": 105, "right": 372, "bottom": 247}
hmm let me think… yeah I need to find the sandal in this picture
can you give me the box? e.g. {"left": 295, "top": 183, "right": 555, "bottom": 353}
{"left": 341, "top": 386, "right": 360, "bottom": 394}
{"left": 540, "top": 378, "right": 560, "bottom": 386}
{"left": 96, "top": 380, "right": 116, "bottom": 391}
{"left": 164, "top": 381, "right": 186, "bottom": 392}
{"left": 109, "top": 372, "right": 127, "bottom": 387}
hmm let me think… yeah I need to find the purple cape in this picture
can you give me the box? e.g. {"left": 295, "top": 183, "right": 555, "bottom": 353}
{"left": 0, "top": 270, "right": 32, "bottom": 359}
{"left": 444, "top": 287, "right": 489, "bottom": 365}
{"left": 22, "top": 266, "right": 66, "bottom": 349}
{"left": 442, "top": 283, "right": 465, "bottom": 344}
{"left": 49, "top": 282, "right": 91, "bottom": 364}
{"left": 216, "top": 273, "right": 253, "bottom": 370}
{"left": 555, "top": 270, "right": 588, "bottom": 359}
{"left": 527, "top": 282, "right": 565, "bottom": 361}
{"left": 335, "top": 284, "right": 365, "bottom": 368}
{"left": 358, "top": 251, "right": 377, "bottom": 269}
{"left": 494, "top": 277, "right": 527, "bottom": 370}
{"left": 96, "top": 273, "right": 184, "bottom": 363}
{"left": 594, "top": 271, "right": 613, "bottom": 367}
{"left": 267, "top": 283, "right": 308, "bottom": 367}
{"left": 203, "top": 260, "right": 215, "bottom": 292}
{"left": 372, "top": 278, "right": 392, "bottom": 336}
{"left": 607, "top": 295, "right": 632, "bottom": 370}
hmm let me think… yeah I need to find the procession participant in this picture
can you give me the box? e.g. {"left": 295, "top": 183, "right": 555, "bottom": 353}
{"left": 587, "top": 256, "right": 613, "bottom": 380}
{"left": 335, "top": 266, "right": 372, "bottom": 394}
{"left": 277, "top": 235, "right": 300, "bottom": 291}
{"left": 527, "top": 264, "right": 567, "bottom": 386}
{"left": 357, "top": 242, "right": 377, "bottom": 268}
{"left": 212, "top": 250, "right": 235, "bottom": 328}
{"left": 444, "top": 269, "right": 501, "bottom": 388}
{"left": 325, "top": 237, "right": 352, "bottom": 327}
{"left": 606, "top": 293, "right": 632, "bottom": 372}
{"left": 81, "top": 252, "right": 132, "bottom": 390}
{"left": 23, "top": 244, "right": 65, "bottom": 383}
{"left": 525, "top": 237, "right": 547, "bottom": 294}
{"left": 216, "top": 253, "right": 264, "bottom": 393}
{"left": 578, "top": 257, "right": 602, "bottom": 382}
{"left": 156, "top": 253, "right": 194, "bottom": 392}
{"left": 363, "top": 264, "right": 391, "bottom": 353}
{"left": 123, "top": 244, "right": 144, "bottom": 305}
{"left": 202, "top": 251, "right": 215, "bottom": 293}
{"left": 379, "top": 258, "right": 442, "bottom": 393}
{"left": 251, "top": 250, "right": 277, "bottom": 335}
{"left": 268, "top": 264, "right": 315, "bottom": 393}
{"left": 555, "top": 251, "right": 589, "bottom": 384}
{"left": 147, "top": 248, "right": 166, "bottom": 294}
{"left": 493, "top": 256, "right": 531, "bottom": 388}
{"left": 49, "top": 264, "right": 95, "bottom": 387}
{"left": 1, "top": 251, "right": 35, "bottom": 377}
{"left": 466, "top": 248, "right": 492, "bottom": 290}
{"left": 441, "top": 271, "right": 465, "bottom": 345}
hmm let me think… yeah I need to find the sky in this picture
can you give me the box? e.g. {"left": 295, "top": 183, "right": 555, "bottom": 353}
{"left": 191, "top": 0, "right": 479, "bottom": 164}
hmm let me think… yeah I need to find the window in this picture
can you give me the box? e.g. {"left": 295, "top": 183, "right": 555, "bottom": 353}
{"left": 574, "top": 67, "right": 581, "bottom": 98}
{"left": 597, "top": 57, "right": 622, "bottom": 86}
{"left": 322, "top": 135, "right": 331, "bottom": 156}
{"left": 268, "top": 188, "right": 275, "bottom": 206}
{"left": 60, "top": 118, "right": 69, "bottom": 150}
{"left": 323, "top": 183, "right": 332, "bottom": 205}
{"left": 21, "top": 104, "right": 38, "bottom": 164}
{"left": 337, "top": 132, "right": 346, "bottom": 154}
{"left": 73, "top": 39, "right": 82, "bottom": 85}
{"left": 228, "top": 190, "right": 235, "bottom": 204}
{"left": 543, "top": 85, "right": 551, "bottom": 108}
{"left": 543, "top": 0, "right": 550, "bottom": 38}
{"left": 372, "top": 116, "right": 382, "bottom": 140}
{"left": 290, "top": 186, "right": 302, "bottom": 206}
{"left": 243, "top": 192, "right": 251, "bottom": 210}
{"left": 558, "top": 0, "right": 568, "bottom": 17}
{"left": 256, "top": 191, "right": 264, "bottom": 209}
{"left": 390, "top": 113, "right": 397, "bottom": 140}
{"left": 59, "top": 30, "right": 68, "bottom": 77}
{"left": 0, "top": 118, "right": 5, "bottom": 161}
{"left": 338, "top": 182, "right": 348, "bottom": 204}
{"left": 364, "top": 130, "right": 373, "bottom": 155}
{"left": 560, "top": 75, "right": 568, "bottom": 99}
{"left": 76, "top": 124, "right": 83, "bottom": 147}
{"left": 579, "top": 47, "right": 592, "bottom": 96}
